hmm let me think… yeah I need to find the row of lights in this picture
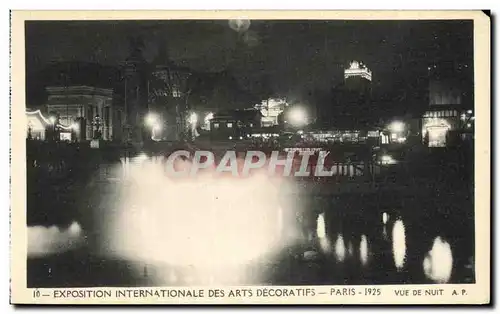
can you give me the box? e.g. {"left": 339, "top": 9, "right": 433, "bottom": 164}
{"left": 144, "top": 112, "right": 215, "bottom": 139}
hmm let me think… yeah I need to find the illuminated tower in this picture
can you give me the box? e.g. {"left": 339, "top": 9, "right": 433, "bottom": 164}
{"left": 344, "top": 60, "right": 372, "bottom": 81}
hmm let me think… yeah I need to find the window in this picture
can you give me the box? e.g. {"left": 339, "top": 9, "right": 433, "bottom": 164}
{"left": 172, "top": 87, "right": 181, "bottom": 98}
{"left": 227, "top": 123, "right": 233, "bottom": 128}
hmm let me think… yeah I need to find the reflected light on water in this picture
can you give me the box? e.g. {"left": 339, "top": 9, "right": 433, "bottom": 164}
{"left": 27, "top": 221, "right": 84, "bottom": 258}
{"left": 423, "top": 236, "right": 454, "bottom": 283}
{"left": 392, "top": 219, "right": 407, "bottom": 271}
{"left": 360, "top": 234, "right": 369, "bottom": 266}
{"left": 382, "top": 212, "right": 389, "bottom": 224}
{"left": 348, "top": 241, "right": 354, "bottom": 257}
{"left": 107, "top": 157, "right": 295, "bottom": 281}
{"left": 334, "top": 234, "right": 346, "bottom": 262}
{"left": 319, "top": 237, "right": 331, "bottom": 253}
{"left": 316, "top": 213, "right": 326, "bottom": 239}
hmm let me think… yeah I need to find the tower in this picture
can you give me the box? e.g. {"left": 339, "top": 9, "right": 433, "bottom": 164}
{"left": 121, "top": 36, "right": 149, "bottom": 144}
{"left": 344, "top": 60, "right": 372, "bottom": 93}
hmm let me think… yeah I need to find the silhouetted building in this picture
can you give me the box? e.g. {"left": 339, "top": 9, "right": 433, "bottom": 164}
{"left": 210, "top": 109, "right": 262, "bottom": 140}
{"left": 120, "top": 36, "right": 150, "bottom": 144}
{"left": 148, "top": 37, "right": 192, "bottom": 141}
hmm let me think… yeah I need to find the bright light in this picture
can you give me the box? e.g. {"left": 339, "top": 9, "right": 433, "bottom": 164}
{"left": 229, "top": 136, "right": 233, "bottom": 140}
{"left": 466, "top": 123, "right": 472, "bottom": 128}
{"left": 153, "top": 124, "right": 162, "bottom": 131}
{"left": 239, "top": 136, "right": 243, "bottom": 140}
{"left": 103, "top": 161, "right": 292, "bottom": 285}
{"left": 423, "top": 236, "right": 453, "bottom": 283}
{"left": 316, "top": 213, "right": 326, "bottom": 239}
{"left": 145, "top": 113, "right": 159, "bottom": 127}
{"left": 423, "top": 118, "right": 451, "bottom": 147}
{"left": 288, "top": 107, "right": 307, "bottom": 127}
{"left": 381, "top": 155, "right": 396, "bottom": 165}
{"left": 392, "top": 219, "right": 407, "bottom": 271}
{"left": 49, "top": 116, "right": 57, "bottom": 125}
{"left": 188, "top": 112, "right": 198, "bottom": 125}
{"left": 334, "top": 234, "right": 346, "bottom": 262}
{"left": 360, "top": 235, "right": 369, "bottom": 266}
{"left": 460, "top": 114, "right": 467, "bottom": 121}
{"left": 389, "top": 121, "right": 405, "bottom": 133}
{"left": 382, "top": 212, "right": 389, "bottom": 224}
{"left": 467, "top": 110, "right": 473, "bottom": 114}
{"left": 70, "top": 123, "right": 79, "bottom": 130}
{"left": 27, "top": 221, "right": 84, "bottom": 258}
{"left": 204, "top": 112, "right": 214, "bottom": 123}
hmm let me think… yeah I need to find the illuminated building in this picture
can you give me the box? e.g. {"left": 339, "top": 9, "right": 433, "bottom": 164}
{"left": 254, "top": 98, "right": 288, "bottom": 127}
{"left": 45, "top": 86, "right": 116, "bottom": 141}
{"left": 26, "top": 109, "right": 50, "bottom": 140}
{"left": 422, "top": 78, "right": 473, "bottom": 147}
{"left": 210, "top": 109, "right": 262, "bottom": 140}
{"left": 344, "top": 61, "right": 372, "bottom": 82}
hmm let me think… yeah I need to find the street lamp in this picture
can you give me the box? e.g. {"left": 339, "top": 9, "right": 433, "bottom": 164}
{"left": 145, "top": 112, "right": 159, "bottom": 127}
{"left": 288, "top": 107, "right": 307, "bottom": 127}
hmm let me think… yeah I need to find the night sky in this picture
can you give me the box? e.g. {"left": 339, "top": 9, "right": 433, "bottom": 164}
{"left": 25, "top": 19, "right": 473, "bottom": 111}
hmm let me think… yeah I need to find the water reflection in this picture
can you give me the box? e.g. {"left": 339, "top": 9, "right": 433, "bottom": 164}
{"left": 27, "top": 149, "right": 475, "bottom": 287}
{"left": 316, "top": 213, "right": 326, "bottom": 238}
{"left": 334, "top": 234, "right": 346, "bottom": 262}
{"left": 316, "top": 213, "right": 331, "bottom": 253}
{"left": 392, "top": 219, "right": 407, "bottom": 271}
{"left": 347, "top": 241, "right": 354, "bottom": 257}
{"left": 28, "top": 221, "right": 84, "bottom": 258}
{"left": 423, "top": 236, "right": 453, "bottom": 283}
{"left": 382, "top": 212, "right": 389, "bottom": 224}
{"left": 360, "top": 234, "right": 369, "bottom": 266}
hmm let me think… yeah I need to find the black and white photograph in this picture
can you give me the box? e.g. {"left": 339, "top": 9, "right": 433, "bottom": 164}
{"left": 10, "top": 10, "right": 490, "bottom": 304}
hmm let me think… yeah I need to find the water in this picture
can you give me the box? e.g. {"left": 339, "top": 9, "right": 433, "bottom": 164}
{"left": 27, "top": 153, "right": 475, "bottom": 287}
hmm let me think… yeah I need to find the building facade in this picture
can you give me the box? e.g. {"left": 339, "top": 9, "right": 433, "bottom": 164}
{"left": 254, "top": 98, "right": 288, "bottom": 127}
{"left": 26, "top": 109, "right": 50, "bottom": 140}
{"left": 148, "top": 56, "right": 192, "bottom": 141}
{"left": 422, "top": 78, "right": 473, "bottom": 147}
{"left": 45, "top": 85, "right": 119, "bottom": 141}
{"left": 210, "top": 109, "right": 262, "bottom": 140}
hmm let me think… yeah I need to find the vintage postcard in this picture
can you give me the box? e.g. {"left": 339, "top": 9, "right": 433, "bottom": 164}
{"left": 10, "top": 10, "right": 490, "bottom": 305}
